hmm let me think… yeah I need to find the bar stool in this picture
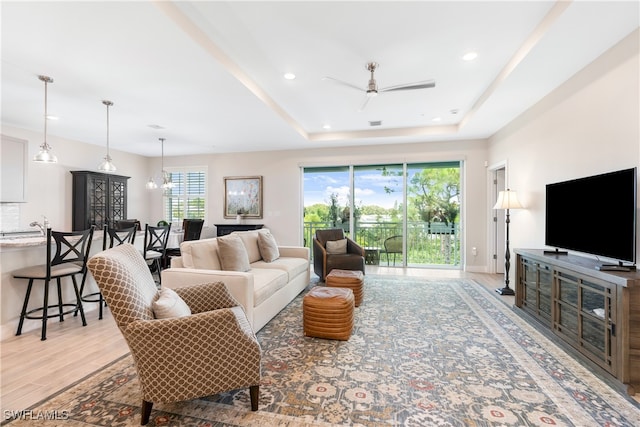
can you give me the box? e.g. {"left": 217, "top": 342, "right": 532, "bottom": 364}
{"left": 164, "top": 218, "right": 204, "bottom": 266}
{"left": 79, "top": 224, "right": 136, "bottom": 319}
{"left": 12, "top": 227, "right": 94, "bottom": 340}
{"left": 141, "top": 223, "right": 171, "bottom": 286}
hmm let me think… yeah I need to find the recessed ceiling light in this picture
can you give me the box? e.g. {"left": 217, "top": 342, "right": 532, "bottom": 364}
{"left": 284, "top": 73, "right": 296, "bottom": 80}
{"left": 46, "top": 115, "right": 59, "bottom": 120}
{"left": 148, "top": 124, "right": 165, "bottom": 130}
{"left": 322, "top": 124, "right": 331, "bottom": 130}
{"left": 462, "top": 51, "right": 478, "bottom": 61}
{"left": 432, "top": 116, "right": 442, "bottom": 122}
{"left": 450, "top": 109, "right": 460, "bottom": 115}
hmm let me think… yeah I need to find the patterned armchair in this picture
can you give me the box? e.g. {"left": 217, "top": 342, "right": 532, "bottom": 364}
{"left": 313, "top": 228, "right": 365, "bottom": 280}
{"left": 87, "top": 244, "right": 260, "bottom": 425}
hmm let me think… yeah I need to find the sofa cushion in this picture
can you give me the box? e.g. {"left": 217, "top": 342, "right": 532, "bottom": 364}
{"left": 234, "top": 230, "right": 263, "bottom": 263}
{"left": 251, "top": 257, "right": 309, "bottom": 281}
{"left": 218, "top": 234, "right": 251, "bottom": 272}
{"left": 152, "top": 288, "right": 192, "bottom": 319}
{"left": 258, "top": 230, "right": 280, "bottom": 262}
{"left": 250, "top": 268, "right": 289, "bottom": 307}
{"left": 326, "top": 238, "right": 347, "bottom": 254}
{"left": 180, "top": 237, "right": 222, "bottom": 270}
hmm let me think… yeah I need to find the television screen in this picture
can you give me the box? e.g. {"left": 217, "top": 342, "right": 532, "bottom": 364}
{"left": 545, "top": 167, "right": 637, "bottom": 264}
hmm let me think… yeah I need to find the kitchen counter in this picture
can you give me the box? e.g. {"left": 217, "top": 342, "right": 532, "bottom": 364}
{"left": 0, "top": 231, "right": 144, "bottom": 340}
{"left": 0, "top": 235, "right": 48, "bottom": 248}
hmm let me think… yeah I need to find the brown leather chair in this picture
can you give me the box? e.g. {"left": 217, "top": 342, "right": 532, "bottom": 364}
{"left": 313, "top": 228, "right": 365, "bottom": 281}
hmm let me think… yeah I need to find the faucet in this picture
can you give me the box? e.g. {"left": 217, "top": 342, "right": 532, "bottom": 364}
{"left": 29, "top": 221, "right": 45, "bottom": 236}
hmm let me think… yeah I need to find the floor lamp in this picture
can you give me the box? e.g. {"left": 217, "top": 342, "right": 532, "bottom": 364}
{"left": 494, "top": 189, "right": 523, "bottom": 295}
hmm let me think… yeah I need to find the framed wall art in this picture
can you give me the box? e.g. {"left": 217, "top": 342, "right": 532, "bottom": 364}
{"left": 224, "top": 176, "right": 263, "bottom": 218}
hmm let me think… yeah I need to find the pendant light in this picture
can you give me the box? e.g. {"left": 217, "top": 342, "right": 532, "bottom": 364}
{"left": 33, "top": 75, "right": 58, "bottom": 163}
{"left": 145, "top": 137, "right": 159, "bottom": 189}
{"left": 145, "top": 176, "right": 158, "bottom": 189}
{"left": 160, "top": 137, "right": 174, "bottom": 190}
{"left": 97, "top": 100, "right": 117, "bottom": 172}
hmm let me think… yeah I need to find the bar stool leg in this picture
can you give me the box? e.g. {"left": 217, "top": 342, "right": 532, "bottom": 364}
{"left": 16, "top": 279, "right": 34, "bottom": 336}
{"left": 56, "top": 278, "right": 64, "bottom": 322}
{"left": 98, "top": 294, "right": 104, "bottom": 320}
{"left": 72, "top": 276, "right": 87, "bottom": 327}
{"left": 155, "top": 259, "right": 162, "bottom": 286}
{"left": 42, "top": 279, "right": 50, "bottom": 341}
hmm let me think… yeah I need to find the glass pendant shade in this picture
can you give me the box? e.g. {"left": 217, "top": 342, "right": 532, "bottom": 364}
{"left": 146, "top": 177, "right": 158, "bottom": 189}
{"left": 162, "top": 171, "right": 174, "bottom": 189}
{"left": 33, "top": 142, "right": 58, "bottom": 163}
{"left": 97, "top": 100, "right": 116, "bottom": 172}
{"left": 98, "top": 155, "right": 117, "bottom": 172}
{"left": 33, "top": 75, "right": 58, "bottom": 163}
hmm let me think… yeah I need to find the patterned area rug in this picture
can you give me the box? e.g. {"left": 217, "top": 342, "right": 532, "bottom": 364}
{"left": 5, "top": 276, "right": 640, "bottom": 426}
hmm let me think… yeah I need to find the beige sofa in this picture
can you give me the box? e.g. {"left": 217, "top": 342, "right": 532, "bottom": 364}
{"left": 161, "top": 229, "right": 310, "bottom": 331}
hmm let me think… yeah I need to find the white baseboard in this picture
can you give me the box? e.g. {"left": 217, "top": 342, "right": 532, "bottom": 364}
{"left": 464, "top": 265, "right": 490, "bottom": 273}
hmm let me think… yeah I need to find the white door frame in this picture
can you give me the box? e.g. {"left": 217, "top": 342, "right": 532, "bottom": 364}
{"left": 487, "top": 161, "right": 507, "bottom": 274}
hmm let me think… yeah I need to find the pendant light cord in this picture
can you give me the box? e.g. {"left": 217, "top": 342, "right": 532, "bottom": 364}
{"left": 106, "top": 103, "right": 110, "bottom": 156}
{"left": 43, "top": 78, "right": 48, "bottom": 145}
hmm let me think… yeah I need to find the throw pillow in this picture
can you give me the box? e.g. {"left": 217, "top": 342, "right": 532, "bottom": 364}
{"left": 326, "top": 238, "right": 347, "bottom": 254}
{"left": 152, "top": 288, "right": 192, "bottom": 319}
{"left": 258, "top": 230, "right": 280, "bottom": 262}
{"left": 217, "top": 234, "right": 251, "bottom": 272}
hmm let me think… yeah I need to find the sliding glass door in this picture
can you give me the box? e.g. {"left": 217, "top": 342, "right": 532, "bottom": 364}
{"left": 405, "top": 162, "right": 461, "bottom": 267}
{"left": 303, "top": 161, "right": 461, "bottom": 268}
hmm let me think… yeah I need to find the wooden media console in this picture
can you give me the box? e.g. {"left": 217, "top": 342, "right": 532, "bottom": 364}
{"left": 514, "top": 249, "right": 640, "bottom": 394}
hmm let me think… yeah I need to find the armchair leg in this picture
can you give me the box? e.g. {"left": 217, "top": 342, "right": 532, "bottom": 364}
{"left": 141, "top": 400, "right": 153, "bottom": 425}
{"left": 250, "top": 385, "right": 259, "bottom": 411}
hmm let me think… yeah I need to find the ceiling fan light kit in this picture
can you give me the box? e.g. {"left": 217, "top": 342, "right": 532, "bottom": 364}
{"left": 325, "top": 61, "right": 436, "bottom": 112}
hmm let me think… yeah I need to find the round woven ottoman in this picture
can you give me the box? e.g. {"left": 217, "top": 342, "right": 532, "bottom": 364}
{"left": 303, "top": 286, "right": 354, "bottom": 340}
{"left": 326, "top": 269, "right": 364, "bottom": 306}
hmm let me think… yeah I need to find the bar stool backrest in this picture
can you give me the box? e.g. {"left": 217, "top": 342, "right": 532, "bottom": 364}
{"left": 183, "top": 219, "right": 204, "bottom": 242}
{"left": 103, "top": 224, "right": 137, "bottom": 251}
{"left": 49, "top": 228, "right": 94, "bottom": 278}
{"left": 143, "top": 224, "right": 171, "bottom": 254}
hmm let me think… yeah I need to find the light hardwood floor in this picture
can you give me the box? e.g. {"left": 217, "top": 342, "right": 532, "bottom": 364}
{"left": 0, "top": 267, "right": 509, "bottom": 414}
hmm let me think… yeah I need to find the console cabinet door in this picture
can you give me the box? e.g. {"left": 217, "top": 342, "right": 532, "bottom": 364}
{"left": 554, "top": 268, "right": 616, "bottom": 375}
{"left": 72, "top": 171, "right": 129, "bottom": 231}
{"left": 519, "top": 257, "right": 552, "bottom": 323}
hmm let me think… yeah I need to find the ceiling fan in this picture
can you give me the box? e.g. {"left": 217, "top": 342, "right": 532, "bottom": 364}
{"left": 323, "top": 62, "right": 436, "bottom": 111}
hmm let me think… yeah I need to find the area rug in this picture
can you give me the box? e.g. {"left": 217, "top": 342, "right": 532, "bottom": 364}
{"left": 5, "top": 276, "right": 640, "bottom": 426}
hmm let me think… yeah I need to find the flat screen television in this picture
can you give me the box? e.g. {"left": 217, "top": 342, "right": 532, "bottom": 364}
{"left": 545, "top": 167, "right": 637, "bottom": 268}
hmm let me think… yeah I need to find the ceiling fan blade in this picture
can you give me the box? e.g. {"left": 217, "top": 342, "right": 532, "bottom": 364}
{"left": 322, "top": 76, "right": 364, "bottom": 92}
{"left": 380, "top": 80, "right": 436, "bottom": 92}
{"left": 357, "top": 95, "right": 374, "bottom": 112}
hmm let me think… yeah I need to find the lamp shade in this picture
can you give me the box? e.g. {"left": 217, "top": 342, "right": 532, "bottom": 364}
{"left": 493, "top": 189, "right": 523, "bottom": 210}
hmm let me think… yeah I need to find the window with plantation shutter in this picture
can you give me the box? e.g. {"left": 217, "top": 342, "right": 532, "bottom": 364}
{"left": 163, "top": 167, "right": 207, "bottom": 223}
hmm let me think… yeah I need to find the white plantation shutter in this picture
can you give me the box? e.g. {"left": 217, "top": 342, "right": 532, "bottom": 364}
{"left": 164, "top": 168, "right": 207, "bottom": 223}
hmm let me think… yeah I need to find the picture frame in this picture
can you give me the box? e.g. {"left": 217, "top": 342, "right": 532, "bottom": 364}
{"left": 224, "top": 176, "right": 263, "bottom": 219}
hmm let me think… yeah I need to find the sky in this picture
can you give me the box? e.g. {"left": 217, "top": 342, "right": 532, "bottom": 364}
{"left": 303, "top": 168, "right": 404, "bottom": 209}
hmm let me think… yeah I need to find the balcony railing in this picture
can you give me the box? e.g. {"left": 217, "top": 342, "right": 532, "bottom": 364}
{"left": 304, "top": 221, "right": 460, "bottom": 266}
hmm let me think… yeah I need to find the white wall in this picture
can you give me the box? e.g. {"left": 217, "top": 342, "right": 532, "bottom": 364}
{"left": 154, "top": 139, "right": 490, "bottom": 271}
{"left": 1, "top": 124, "right": 490, "bottom": 273}
{"left": 0, "top": 125, "right": 152, "bottom": 230}
{"left": 487, "top": 29, "right": 640, "bottom": 283}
